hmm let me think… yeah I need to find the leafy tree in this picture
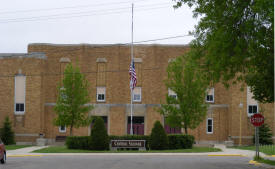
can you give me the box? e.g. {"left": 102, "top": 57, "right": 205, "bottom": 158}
{"left": 0, "top": 116, "right": 15, "bottom": 145}
{"left": 174, "top": 0, "right": 274, "bottom": 103}
{"left": 150, "top": 121, "right": 168, "bottom": 150}
{"left": 90, "top": 117, "right": 109, "bottom": 150}
{"left": 253, "top": 123, "right": 273, "bottom": 145}
{"left": 159, "top": 55, "right": 208, "bottom": 134}
{"left": 54, "top": 63, "right": 93, "bottom": 136}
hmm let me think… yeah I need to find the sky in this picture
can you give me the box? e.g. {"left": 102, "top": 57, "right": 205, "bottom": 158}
{"left": 0, "top": 0, "right": 198, "bottom": 53}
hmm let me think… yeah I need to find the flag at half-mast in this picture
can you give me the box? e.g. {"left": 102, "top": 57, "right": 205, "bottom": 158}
{"left": 129, "top": 60, "right": 137, "bottom": 89}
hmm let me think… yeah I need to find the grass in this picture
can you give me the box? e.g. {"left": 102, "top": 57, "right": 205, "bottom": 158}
{"left": 32, "top": 146, "right": 221, "bottom": 153}
{"left": 230, "top": 145, "right": 275, "bottom": 155}
{"left": 5, "top": 145, "right": 32, "bottom": 150}
{"left": 254, "top": 156, "right": 275, "bottom": 166}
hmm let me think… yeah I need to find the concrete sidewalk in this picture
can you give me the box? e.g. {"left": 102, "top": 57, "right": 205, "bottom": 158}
{"left": 213, "top": 144, "right": 266, "bottom": 158}
{"left": 5, "top": 144, "right": 274, "bottom": 158}
{"left": 7, "top": 146, "right": 49, "bottom": 155}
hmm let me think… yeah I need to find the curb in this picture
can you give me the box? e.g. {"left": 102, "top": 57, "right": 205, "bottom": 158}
{"left": 7, "top": 155, "right": 42, "bottom": 157}
{"left": 208, "top": 154, "right": 246, "bottom": 157}
{"left": 249, "top": 160, "right": 261, "bottom": 166}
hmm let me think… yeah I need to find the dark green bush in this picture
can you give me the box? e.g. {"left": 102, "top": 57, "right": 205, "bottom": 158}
{"left": 0, "top": 116, "right": 15, "bottom": 145}
{"left": 90, "top": 117, "right": 109, "bottom": 150}
{"left": 253, "top": 123, "right": 273, "bottom": 145}
{"left": 150, "top": 121, "right": 168, "bottom": 150}
{"left": 109, "top": 135, "right": 150, "bottom": 150}
{"left": 168, "top": 134, "right": 195, "bottom": 149}
{"left": 66, "top": 136, "right": 91, "bottom": 149}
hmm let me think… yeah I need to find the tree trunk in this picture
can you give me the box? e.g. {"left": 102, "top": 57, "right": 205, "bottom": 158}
{"left": 184, "top": 125, "right": 188, "bottom": 135}
{"left": 70, "top": 125, "right": 73, "bottom": 136}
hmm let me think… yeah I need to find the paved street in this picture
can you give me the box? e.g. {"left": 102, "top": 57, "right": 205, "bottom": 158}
{"left": 1, "top": 154, "right": 272, "bottom": 169}
{"left": 2, "top": 145, "right": 274, "bottom": 169}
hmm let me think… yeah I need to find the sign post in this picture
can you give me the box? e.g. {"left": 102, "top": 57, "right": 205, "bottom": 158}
{"left": 250, "top": 113, "right": 264, "bottom": 159}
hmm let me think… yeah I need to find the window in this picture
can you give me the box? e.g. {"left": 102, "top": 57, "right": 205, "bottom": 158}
{"left": 59, "top": 125, "right": 66, "bottom": 133}
{"left": 133, "top": 87, "right": 141, "bottom": 102}
{"left": 248, "top": 105, "right": 258, "bottom": 114}
{"left": 97, "top": 87, "right": 106, "bottom": 102}
{"left": 206, "top": 88, "right": 214, "bottom": 103}
{"left": 14, "top": 75, "right": 26, "bottom": 115}
{"left": 16, "top": 103, "right": 24, "bottom": 112}
{"left": 168, "top": 88, "right": 177, "bottom": 99}
{"left": 60, "top": 87, "right": 67, "bottom": 100}
{"left": 247, "top": 86, "right": 258, "bottom": 116}
{"left": 207, "top": 118, "right": 213, "bottom": 134}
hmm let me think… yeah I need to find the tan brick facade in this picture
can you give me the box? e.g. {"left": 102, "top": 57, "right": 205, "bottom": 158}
{"left": 0, "top": 44, "right": 273, "bottom": 145}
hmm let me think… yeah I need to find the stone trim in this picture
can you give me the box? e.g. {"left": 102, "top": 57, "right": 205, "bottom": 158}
{"left": 15, "top": 133, "right": 39, "bottom": 137}
{"left": 44, "top": 103, "right": 56, "bottom": 106}
{"left": 96, "top": 58, "right": 107, "bottom": 63}
{"left": 168, "top": 58, "right": 176, "bottom": 63}
{"left": 209, "top": 104, "right": 229, "bottom": 108}
{"left": 29, "top": 43, "right": 189, "bottom": 48}
{"left": 59, "top": 57, "right": 71, "bottom": 63}
{"left": 45, "top": 103, "right": 161, "bottom": 107}
{"left": 45, "top": 103, "right": 229, "bottom": 109}
{"left": 0, "top": 52, "right": 46, "bottom": 59}
{"left": 231, "top": 136, "right": 253, "bottom": 139}
{"left": 133, "top": 58, "right": 142, "bottom": 63}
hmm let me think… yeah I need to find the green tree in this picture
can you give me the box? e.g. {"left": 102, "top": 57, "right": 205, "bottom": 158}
{"left": 90, "top": 117, "right": 109, "bottom": 150}
{"left": 150, "top": 121, "right": 168, "bottom": 150}
{"left": 0, "top": 116, "right": 15, "bottom": 145}
{"left": 159, "top": 55, "right": 208, "bottom": 134}
{"left": 253, "top": 123, "right": 273, "bottom": 145}
{"left": 54, "top": 63, "right": 93, "bottom": 136}
{"left": 174, "top": 0, "right": 274, "bottom": 103}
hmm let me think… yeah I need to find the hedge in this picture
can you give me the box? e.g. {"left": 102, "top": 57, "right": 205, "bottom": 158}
{"left": 66, "top": 136, "right": 91, "bottom": 150}
{"left": 167, "top": 134, "right": 195, "bottom": 149}
{"left": 66, "top": 134, "right": 194, "bottom": 150}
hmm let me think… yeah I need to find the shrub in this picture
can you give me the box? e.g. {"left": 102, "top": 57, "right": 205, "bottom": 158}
{"left": 168, "top": 134, "right": 195, "bottom": 149}
{"left": 254, "top": 123, "right": 273, "bottom": 145}
{"left": 90, "top": 117, "right": 109, "bottom": 150}
{"left": 0, "top": 116, "right": 15, "bottom": 145}
{"left": 66, "top": 136, "right": 91, "bottom": 149}
{"left": 109, "top": 135, "right": 150, "bottom": 150}
{"left": 150, "top": 121, "right": 168, "bottom": 150}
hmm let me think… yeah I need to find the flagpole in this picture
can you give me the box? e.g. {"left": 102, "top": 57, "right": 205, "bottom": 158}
{"left": 130, "top": 3, "right": 134, "bottom": 135}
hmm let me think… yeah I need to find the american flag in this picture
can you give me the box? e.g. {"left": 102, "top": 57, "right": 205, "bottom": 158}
{"left": 129, "top": 60, "right": 137, "bottom": 90}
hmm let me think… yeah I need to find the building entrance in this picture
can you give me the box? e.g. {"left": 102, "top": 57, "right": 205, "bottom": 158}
{"left": 127, "top": 116, "right": 144, "bottom": 135}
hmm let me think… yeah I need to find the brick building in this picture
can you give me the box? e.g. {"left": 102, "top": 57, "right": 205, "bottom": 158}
{"left": 0, "top": 43, "right": 274, "bottom": 145}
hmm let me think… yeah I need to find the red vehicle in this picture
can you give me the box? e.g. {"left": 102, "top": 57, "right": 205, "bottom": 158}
{"left": 0, "top": 139, "right": 6, "bottom": 164}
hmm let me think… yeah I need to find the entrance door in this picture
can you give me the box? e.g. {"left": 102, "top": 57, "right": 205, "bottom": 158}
{"left": 127, "top": 116, "right": 144, "bottom": 135}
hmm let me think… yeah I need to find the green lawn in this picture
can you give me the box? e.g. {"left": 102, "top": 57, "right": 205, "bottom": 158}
{"left": 5, "top": 145, "right": 32, "bottom": 150}
{"left": 254, "top": 156, "right": 275, "bottom": 166}
{"left": 230, "top": 145, "right": 275, "bottom": 155}
{"left": 32, "top": 146, "right": 221, "bottom": 153}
